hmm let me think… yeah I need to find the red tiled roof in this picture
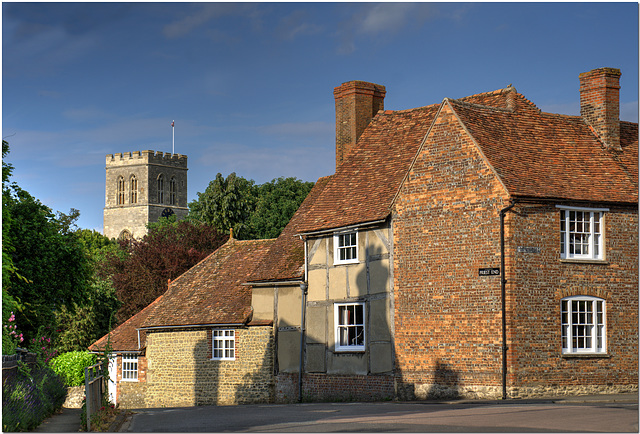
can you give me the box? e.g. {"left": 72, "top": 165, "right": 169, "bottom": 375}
{"left": 248, "top": 175, "right": 333, "bottom": 283}
{"left": 295, "top": 88, "right": 549, "bottom": 234}
{"left": 295, "top": 105, "right": 439, "bottom": 233}
{"left": 142, "top": 238, "right": 275, "bottom": 328}
{"left": 448, "top": 95, "right": 638, "bottom": 203}
{"left": 89, "top": 294, "right": 164, "bottom": 353}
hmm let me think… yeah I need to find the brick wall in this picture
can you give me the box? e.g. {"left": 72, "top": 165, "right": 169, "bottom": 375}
{"left": 141, "top": 326, "right": 274, "bottom": 408}
{"left": 116, "top": 355, "right": 147, "bottom": 408}
{"left": 393, "top": 104, "right": 508, "bottom": 399}
{"left": 392, "top": 102, "right": 638, "bottom": 399}
{"left": 506, "top": 203, "right": 638, "bottom": 398}
{"left": 275, "top": 373, "right": 394, "bottom": 403}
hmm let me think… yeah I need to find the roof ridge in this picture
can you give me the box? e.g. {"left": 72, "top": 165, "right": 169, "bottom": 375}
{"left": 446, "top": 97, "right": 513, "bottom": 113}
{"left": 382, "top": 102, "right": 440, "bottom": 115}
{"left": 458, "top": 86, "right": 513, "bottom": 100}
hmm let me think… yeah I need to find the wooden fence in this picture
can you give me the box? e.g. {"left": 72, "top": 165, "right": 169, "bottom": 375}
{"left": 85, "top": 361, "right": 105, "bottom": 432}
{"left": 2, "top": 348, "right": 37, "bottom": 384}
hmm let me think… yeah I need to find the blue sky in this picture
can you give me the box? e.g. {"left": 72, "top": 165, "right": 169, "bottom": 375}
{"left": 3, "top": 2, "right": 638, "bottom": 232}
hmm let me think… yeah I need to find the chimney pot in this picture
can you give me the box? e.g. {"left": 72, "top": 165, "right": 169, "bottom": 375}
{"left": 334, "top": 81, "right": 386, "bottom": 169}
{"left": 579, "top": 67, "right": 621, "bottom": 151}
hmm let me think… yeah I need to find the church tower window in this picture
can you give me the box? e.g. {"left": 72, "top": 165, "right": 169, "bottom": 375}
{"left": 157, "top": 174, "right": 165, "bottom": 204}
{"left": 117, "top": 176, "right": 125, "bottom": 205}
{"left": 170, "top": 177, "right": 177, "bottom": 205}
{"left": 130, "top": 175, "right": 137, "bottom": 204}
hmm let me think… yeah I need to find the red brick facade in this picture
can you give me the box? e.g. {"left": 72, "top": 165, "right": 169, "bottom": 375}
{"left": 393, "top": 103, "right": 510, "bottom": 398}
{"left": 393, "top": 102, "right": 638, "bottom": 399}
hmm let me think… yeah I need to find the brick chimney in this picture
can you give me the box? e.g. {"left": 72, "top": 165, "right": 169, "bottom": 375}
{"left": 334, "top": 81, "right": 386, "bottom": 168}
{"left": 579, "top": 67, "right": 621, "bottom": 151}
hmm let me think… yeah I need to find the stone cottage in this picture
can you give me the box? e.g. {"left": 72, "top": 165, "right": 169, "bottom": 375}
{"left": 92, "top": 67, "right": 637, "bottom": 406}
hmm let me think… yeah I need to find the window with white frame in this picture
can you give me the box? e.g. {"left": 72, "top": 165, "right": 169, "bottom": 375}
{"left": 334, "top": 303, "right": 365, "bottom": 352}
{"left": 121, "top": 354, "right": 138, "bottom": 381}
{"left": 334, "top": 230, "right": 358, "bottom": 265}
{"left": 558, "top": 206, "right": 606, "bottom": 260}
{"left": 212, "top": 329, "right": 235, "bottom": 360}
{"left": 561, "top": 296, "right": 606, "bottom": 354}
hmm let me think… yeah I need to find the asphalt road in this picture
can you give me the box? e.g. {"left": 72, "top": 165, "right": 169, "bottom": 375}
{"left": 121, "top": 400, "right": 638, "bottom": 432}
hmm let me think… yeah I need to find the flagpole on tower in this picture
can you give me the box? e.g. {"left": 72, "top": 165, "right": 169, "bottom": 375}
{"left": 171, "top": 120, "right": 175, "bottom": 154}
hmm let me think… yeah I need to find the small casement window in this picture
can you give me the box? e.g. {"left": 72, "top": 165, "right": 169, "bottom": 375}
{"left": 558, "top": 206, "right": 607, "bottom": 260}
{"left": 212, "top": 329, "right": 235, "bottom": 360}
{"left": 333, "top": 230, "right": 358, "bottom": 265}
{"left": 157, "top": 174, "right": 165, "bottom": 204}
{"left": 169, "top": 177, "right": 177, "bottom": 205}
{"left": 561, "top": 296, "right": 606, "bottom": 354}
{"left": 121, "top": 354, "right": 138, "bottom": 381}
{"left": 117, "top": 176, "right": 126, "bottom": 205}
{"left": 334, "top": 303, "right": 365, "bottom": 352}
{"left": 130, "top": 176, "right": 137, "bottom": 204}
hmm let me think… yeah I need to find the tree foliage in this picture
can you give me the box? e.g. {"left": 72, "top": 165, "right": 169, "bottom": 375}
{"left": 188, "top": 173, "right": 314, "bottom": 240}
{"left": 188, "top": 172, "right": 255, "bottom": 239}
{"left": 2, "top": 141, "right": 120, "bottom": 352}
{"left": 101, "top": 219, "right": 227, "bottom": 323}
{"left": 3, "top": 171, "right": 92, "bottom": 341}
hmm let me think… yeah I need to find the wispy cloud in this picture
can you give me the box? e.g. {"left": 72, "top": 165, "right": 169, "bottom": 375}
{"left": 275, "top": 10, "right": 323, "bottom": 41}
{"left": 163, "top": 3, "right": 256, "bottom": 39}
{"left": 335, "top": 3, "right": 438, "bottom": 55}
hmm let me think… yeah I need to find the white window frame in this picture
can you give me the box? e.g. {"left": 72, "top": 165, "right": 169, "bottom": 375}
{"left": 333, "top": 230, "right": 358, "bottom": 265}
{"left": 561, "top": 296, "right": 606, "bottom": 354}
{"left": 212, "top": 329, "right": 235, "bottom": 360}
{"left": 334, "top": 302, "right": 365, "bottom": 352}
{"left": 557, "top": 206, "right": 607, "bottom": 260}
{"left": 121, "top": 354, "right": 138, "bottom": 382}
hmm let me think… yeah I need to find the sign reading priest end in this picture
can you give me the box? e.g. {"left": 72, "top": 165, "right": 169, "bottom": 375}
{"left": 479, "top": 267, "right": 501, "bottom": 276}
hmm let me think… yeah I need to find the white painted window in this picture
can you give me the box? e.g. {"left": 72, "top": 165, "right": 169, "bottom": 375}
{"left": 561, "top": 296, "right": 606, "bottom": 354}
{"left": 212, "top": 329, "right": 235, "bottom": 360}
{"left": 334, "top": 230, "right": 358, "bottom": 265}
{"left": 121, "top": 354, "right": 138, "bottom": 381}
{"left": 558, "top": 206, "right": 606, "bottom": 260}
{"left": 334, "top": 303, "right": 365, "bottom": 352}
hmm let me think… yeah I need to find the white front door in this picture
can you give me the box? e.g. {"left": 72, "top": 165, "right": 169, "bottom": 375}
{"left": 107, "top": 355, "right": 117, "bottom": 404}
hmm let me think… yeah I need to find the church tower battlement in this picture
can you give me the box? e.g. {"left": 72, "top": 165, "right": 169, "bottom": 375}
{"left": 104, "top": 150, "right": 188, "bottom": 239}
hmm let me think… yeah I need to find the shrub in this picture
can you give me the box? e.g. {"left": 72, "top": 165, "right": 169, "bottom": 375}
{"left": 50, "top": 351, "right": 96, "bottom": 387}
{"left": 2, "top": 361, "right": 66, "bottom": 431}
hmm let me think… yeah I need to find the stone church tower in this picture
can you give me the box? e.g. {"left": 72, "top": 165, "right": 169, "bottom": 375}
{"left": 103, "top": 150, "right": 188, "bottom": 239}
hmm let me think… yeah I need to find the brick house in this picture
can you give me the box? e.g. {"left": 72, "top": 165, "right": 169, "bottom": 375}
{"left": 91, "top": 238, "right": 276, "bottom": 407}
{"left": 92, "top": 67, "right": 637, "bottom": 406}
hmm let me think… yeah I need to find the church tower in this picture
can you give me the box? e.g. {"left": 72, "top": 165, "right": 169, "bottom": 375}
{"left": 103, "top": 150, "right": 188, "bottom": 239}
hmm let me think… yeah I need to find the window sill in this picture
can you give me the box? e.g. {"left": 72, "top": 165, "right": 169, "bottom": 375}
{"left": 560, "top": 259, "right": 609, "bottom": 265}
{"left": 333, "top": 261, "right": 359, "bottom": 266}
{"left": 334, "top": 348, "right": 365, "bottom": 354}
{"left": 561, "top": 353, "right": 610, "bottom": 359}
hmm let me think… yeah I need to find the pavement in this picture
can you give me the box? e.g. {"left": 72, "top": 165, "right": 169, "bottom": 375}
{"left": 33, "top": 393, "right": 638, "bottom": 432}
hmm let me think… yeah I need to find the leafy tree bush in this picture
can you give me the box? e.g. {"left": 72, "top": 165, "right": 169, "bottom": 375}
{"left": 49, "top": 351, "right": 97, "bottom": 387}
{"left": 2, "top": 360, "right": 66, "bottom": 431}
{"left": 101, "top": 219, "right": 227, "bottom": 323}
{"left": 188, "top": 173, "right": 314, "bottom": 240}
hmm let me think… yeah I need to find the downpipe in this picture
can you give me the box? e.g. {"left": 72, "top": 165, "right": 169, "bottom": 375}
{"left": 500, "top": 200, "right": 515, "bottom": 400}
{"left": 298, "top": 237, "right": 309, "bottom": 402}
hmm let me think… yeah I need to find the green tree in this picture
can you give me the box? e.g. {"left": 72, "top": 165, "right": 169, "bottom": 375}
{"left": 188, "top": 172, "right": 256, "bottom": 239}
{"left": 2, "top": 142, "right": 95, "bottom": 344}
{"left": 248, "top": 177, "right": 314, "bottom": 239}
{"left": 188, "top": 173, "right": 314, "bottom": 240}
